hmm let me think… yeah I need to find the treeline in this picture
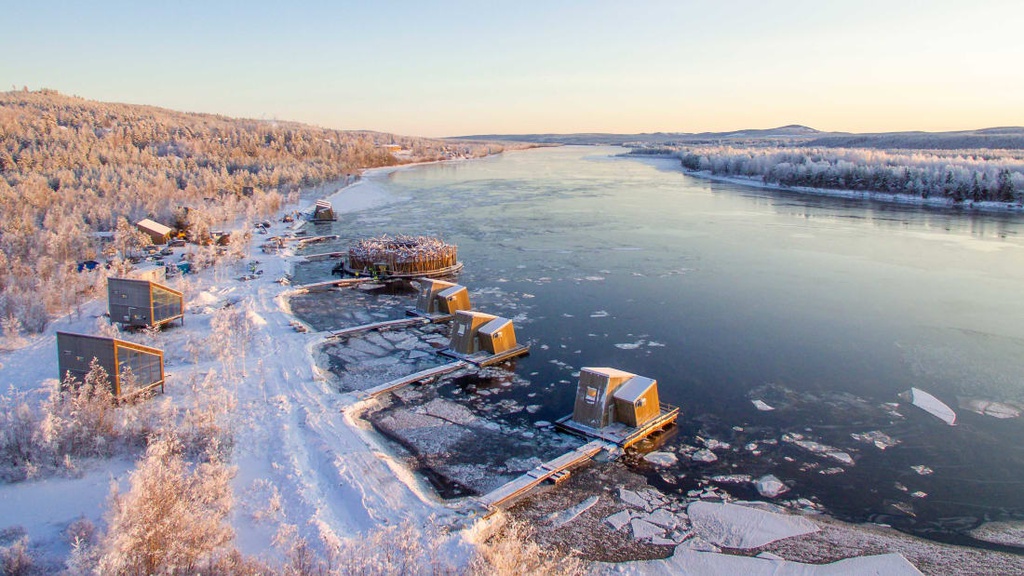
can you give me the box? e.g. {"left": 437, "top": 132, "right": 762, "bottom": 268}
{"left": 676, "top": 145, "right": 1024, "bottom": 205}
{"left": 0, "top": 89, "right": 507, "bottom": 332}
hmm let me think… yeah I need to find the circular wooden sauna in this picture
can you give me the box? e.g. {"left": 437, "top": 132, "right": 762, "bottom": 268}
{"left": 344, "top": 234, "right": 463, "bottom": 278}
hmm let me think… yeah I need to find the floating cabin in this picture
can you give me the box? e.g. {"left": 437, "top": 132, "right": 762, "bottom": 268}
{"left": 107, "top": 277, "right": 184, "bottom": 329}
{"left": 56, "top": 332, "right": 166, "bottom": 398}
{"left": 312, "top": 200, "right": 336, "bottom": 222}
{"left": 440, "top": 310, "right": 529, "bottom": 366}
{"left": 409, "top": 279, "right": 471, "bottom": 321}
{"left": 136, "top": 218, "right": 172, "bottom": 245}
{"left": 555, "top": 367, "right": 679, "bottom": 447}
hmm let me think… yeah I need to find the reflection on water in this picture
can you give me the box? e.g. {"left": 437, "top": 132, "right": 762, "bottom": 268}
{"left": 293, "top": 146, "right": 1024, "bottom": 548}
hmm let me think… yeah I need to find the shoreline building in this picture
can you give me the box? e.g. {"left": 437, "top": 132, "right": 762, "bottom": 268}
{"left": 56, "top": 332, "right": 166, "bottom": 398}
{"left": 107, "top": 277, "right": 184, "bottom": 328}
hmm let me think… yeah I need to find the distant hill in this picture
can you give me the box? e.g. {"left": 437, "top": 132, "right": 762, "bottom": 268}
{"left": 454, "top": 125, "right": 1024, "bottom": 150}
{"left": 804, "top": 127, "right": 1024, "bottom": 150}
{"left": 451, "top": 125, "right": 822, "bottom": 146}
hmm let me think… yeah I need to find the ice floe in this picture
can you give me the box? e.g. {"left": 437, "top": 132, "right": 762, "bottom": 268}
{"left": 958, "top": 398, "right": 1022, "bottom": 419}
{"left": 691, "top": 449, "right": 718, "bottom": 463}
{"left": 755, "top": 475, "right": 789, "bottom": 498}
{"left": 643, "top": 451, "right": 678, "bottom": 467}
{"left": 751, "top": 399, "right": 775, "bottom": 411}
{"left": 782, "top": 433, "right": 854, "bottom": 466}
{"left": 901, "top": 387, "right": 956, "bottom": 425}
{"left": 544, "top": 495, "right": 599, "bottom": 527}
{"left": 850, "top": 430, "right": 899, "bottom": 450}
{"left": 687, "top": 501, "right": 818, "bottom": 549}
{"left": 592, "top": 548, "right": 923, "bottom": 576}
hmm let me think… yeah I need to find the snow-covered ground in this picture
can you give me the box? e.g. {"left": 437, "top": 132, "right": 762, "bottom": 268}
{"left": 1, "top": 161, "right": 1019, "bottom": 573}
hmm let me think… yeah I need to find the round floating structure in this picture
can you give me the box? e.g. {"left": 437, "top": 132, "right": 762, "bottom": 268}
{"left": 345, "top": 234, "right": 463, "bottom": 278}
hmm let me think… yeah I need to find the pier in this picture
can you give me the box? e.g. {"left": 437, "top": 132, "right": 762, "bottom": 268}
{"left": 359, "top": 361, "right": 468, "bottom": 399}
{"left": 477, "top": 440, "right": 613, "bottom": 510}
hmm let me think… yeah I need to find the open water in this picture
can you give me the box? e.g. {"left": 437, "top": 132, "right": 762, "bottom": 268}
{"left": 292, "top": 145, "right": 1024, "bottom": 549}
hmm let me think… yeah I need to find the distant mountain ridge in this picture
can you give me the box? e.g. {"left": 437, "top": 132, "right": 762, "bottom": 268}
{"left": 453, "top": 125, "right": 1024, "bottom": 150}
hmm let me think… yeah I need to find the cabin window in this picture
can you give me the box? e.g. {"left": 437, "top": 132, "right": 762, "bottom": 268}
{"left": 585, "top": 387, "right": 598, "bottom": 404}
{"left": 636, "top": 397, "right": 647, "bottom": 408}
{"left": 457, "top": 325, "right": 466, "bottom": 336}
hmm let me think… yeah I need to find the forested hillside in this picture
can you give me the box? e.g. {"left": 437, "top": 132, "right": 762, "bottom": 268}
{"left": 673, "top": 146, "right": 1024, "bottom": 206}
{"left": 0, "top": 89, "right": 506, "bottom": 333}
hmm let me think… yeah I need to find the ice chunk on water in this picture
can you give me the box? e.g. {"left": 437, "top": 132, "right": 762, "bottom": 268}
{"left": 544, "top": 495, "right": 600, "bottom": 527}
{"left": 850, "top": 430, "right": 899, "bottom": 450}
{"left": 691, "top": 449, "right": 718, "bottom": 463}
{"left": 590, "top": 310, "right": 609, "bottom": 318}
{"left": 911, "top": 464, "right": 934, "bottom": 476}
{"left": 687, "top": 501, "right": 817, "bottom": 549}
{"left": 630, "top": 518, "right": 665, "bottom": 541}
{"left": 958, "top": 398, "right": 1022, "bottom": 419}
{"left": 751, "top": 399, "right": 775, "bottom": 411}
{"left": 614, "top": 340, "right": 644, "bottom": 350}
{"left": 755, "top": 474, "right": 789, "bottom": 498}
{"left": 619, "top": 488, "right": 648, "bottom": 509}
{"left": 644, "top": 451, "right": 678, "bottom": 467}
{"left": 605, "top": 510, "right": 634, "bottom": 531}
{"left": 902, "top": 387, "right": 957, "bottom": 425}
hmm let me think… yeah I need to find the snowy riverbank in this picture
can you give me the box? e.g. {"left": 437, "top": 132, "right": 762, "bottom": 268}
{"left": 681, "top": 169, "right": 1024, "bottom": 213}
{"left": 3, "top": 155, "right": 1023, "bottom": 572}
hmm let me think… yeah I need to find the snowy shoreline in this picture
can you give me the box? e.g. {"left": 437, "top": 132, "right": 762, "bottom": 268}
{"left": 682, "top": 169, "right": 1024, "bottom": 213}
{"left": 2, "top": 151, "right": 1020, "bottom": 573}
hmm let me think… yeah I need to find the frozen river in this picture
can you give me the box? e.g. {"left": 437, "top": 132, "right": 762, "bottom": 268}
{"left": 293, "top": 145, "right": 1024, "bottom": 549}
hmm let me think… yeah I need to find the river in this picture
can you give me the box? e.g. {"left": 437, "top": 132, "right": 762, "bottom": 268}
{"left": 293, "top": 145, "right": 1024, "bottom": 548}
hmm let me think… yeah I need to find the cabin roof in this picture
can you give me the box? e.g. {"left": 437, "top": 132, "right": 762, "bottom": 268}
{"left": 136, "top": 218, "right": 172, "bottom": 236}
{"left": 612, "top": 375, "right": 657, "bottom": 403}
{"left": 582, "top": 367, "right": 637, "bottom": 381}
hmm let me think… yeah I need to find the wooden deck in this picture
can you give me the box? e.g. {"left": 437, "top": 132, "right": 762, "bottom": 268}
{"left": 302, "top": 251, "right": 347, "bottom": 261}
{"left": 291, "top": 277, "right": 375, "bottom": 292}
{"left": 555, "top": 403, "right": 680, "bottom": 448}
{"left": 477, "top": 440, "right": 612, "bottom": 509}
{"left": 359, "top": 361, "right": 468, "bottom": 399}
{"left": 327, "top": 317, "right": 432, "bottom": 339}
{"left": 405, "top": 308, "right": 455, "bottom": 323}
{"left": 438, "top": 344, "right": 530, "bottom": 367}
{"left": 340, "top": 261, "right": 464, "bottom": 280}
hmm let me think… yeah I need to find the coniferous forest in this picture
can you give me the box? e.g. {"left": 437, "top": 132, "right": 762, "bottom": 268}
{"left": 0, "top": 89, "right": 507, "bottom": 333}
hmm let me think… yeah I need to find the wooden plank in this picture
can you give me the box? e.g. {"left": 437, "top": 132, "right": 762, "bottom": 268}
{"left": 328, "top": 317, "right": 430, "bottom": 339}
{"left": 293, "top": 277, "right": 374, "bottom": 291}
{"left": 302, "top": 251, "right": 347, "bottom": 261}
{"left": 478, "top": 440, "right": 609, "bottom": 509}
{"left": 360, "top": 361, "right": 467, "bottom": 399}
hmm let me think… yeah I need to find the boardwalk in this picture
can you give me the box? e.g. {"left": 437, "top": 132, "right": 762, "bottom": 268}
{"left": 477, "top": 440, "right": 612, "bottom": 510}
{"left": 359, "top": 361, "right": 468, "bottom": 399}
{"left": 327, "top": 317, "right": 431, "bottom": 339}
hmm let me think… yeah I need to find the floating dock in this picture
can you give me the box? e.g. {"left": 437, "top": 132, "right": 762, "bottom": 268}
{"left": 477, "top": 440, "right": 613, "bottom": 510}
{"left": 555, "top": 403, "right": 680, "bottom": 448}
{"left": 302, "top": 251, "right": 347, "bottom": 262}
{"left": 359, "top": 361, "right": 468, "bottom": 399}
{"left": 439, "top": 344, "right": 530, "bottom": 367}
{"left": 291, "top": 277, "right": 377, "bottom": 292}
{"left": 339, "top": 261, "right": 465, "bottom": 280}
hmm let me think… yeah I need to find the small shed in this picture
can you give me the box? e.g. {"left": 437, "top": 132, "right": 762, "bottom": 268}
{"left": 108, "top": 277, "right": 184, "bottom": 328}
{"left": 612, "top": 375, "right": 661, "bottom": 427}
{"left": 416, "top": 279, "right": 458, "bottom": 315}
{"left": 448, "top": 310, "right": 498, "bottom": 355}
{"left": 136, "top": 218, "right": 172, "bottom": 244}
{"left": 56, "top": 332, "right": 165, "bottom": 398}
{"left": 477, "top": 317, "right": 517, "bottom": 354}
{"left": 437, "top": 285, "right": 471, "bottom": 315}
{"left": 571, "top": 367, "right": 636, "bottom": 429}
{"left": 312, "top": 200, "right": 336, "bottom": 222}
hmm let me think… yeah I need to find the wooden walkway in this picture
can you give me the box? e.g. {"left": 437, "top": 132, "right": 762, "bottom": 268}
{"left": 555, "top": 404, "right": 680, "bottom": 448}
{"left": 439, "top": 344, "right": 530, "bottom": 367}
{"left": 291, "top": 277, "right": 375, "bottom": 292}
{"left": 302, "top": 251, "right": 346, "bottom": 261}
{"left": 359, "top": 361, "right": 468, "bottom": 399}
{"left": 477, "top": 440, "right": 612, "bottom": 510}
{"left": 327, "top": 317, "right": 431, "bottom": 339}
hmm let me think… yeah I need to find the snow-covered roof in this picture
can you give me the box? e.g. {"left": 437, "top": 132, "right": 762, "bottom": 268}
{"left": 613, "top": 375, "right": 657, "bottom": 403}
{"left": 582, "top": 367, "right": 636, "bottom": 381}
{"left": 136, "top": 218, "right": 172, "bottom": 236}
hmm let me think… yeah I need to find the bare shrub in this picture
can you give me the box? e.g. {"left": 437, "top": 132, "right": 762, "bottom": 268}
{"left": 97, "top": 434, "right": 235, "bottom": 575}
{"left": 41, "top": 362, "right": 118, "bottom": 459}
{"left": 0, "top": 527, "right": 34, "bottom": 576}
{"left": 0, "top": 388, "right": 43, "bottom": 481}
{"left": 179, "top": 370, "right": 236, "bottom": 459}
{"left": 468, "top": 515, "right": 585, "bottom": 576}
{"left": 63, "top": 518, "right": 99, "bottom": 576}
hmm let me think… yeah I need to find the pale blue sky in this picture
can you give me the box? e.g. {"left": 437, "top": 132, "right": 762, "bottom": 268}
{"left": 3, "top": 1, "right": 1022, "bottom": 136}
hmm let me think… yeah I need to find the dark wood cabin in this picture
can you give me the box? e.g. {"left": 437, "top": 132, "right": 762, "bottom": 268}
{"left": 108, "top": 277, "right": 184, "bottom": 328}
{"left": 56, "top": 332, "right": 165, "bottom": 398}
